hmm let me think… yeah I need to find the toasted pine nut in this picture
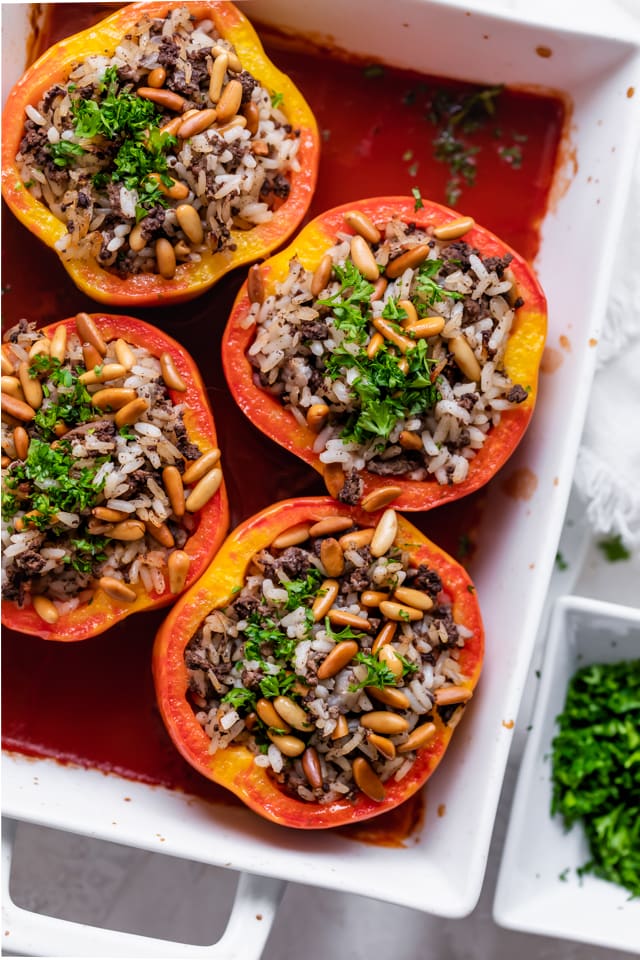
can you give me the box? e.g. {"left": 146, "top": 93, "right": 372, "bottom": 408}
{"left": 182, "top": 449, "right": 221, "bottom": 485}
{"left": 129, "top": 223, "right": 146, "bottom": 253}
{"left": 449, "top": 335, "right": 482, "bottom": 382}
{"left": 168, "top": 550, "right": 190, "bottom": 594}
{"left": 370, "top": 508, "right": 398, "bottom": 558}
{"left": 320, "top": 538, "right": 345, "bottom": 577}
{"left": 366, "top": 685, "right": 410, "bottom": 710}
{"left": 108, "top": 520, "right": 146, "bottom": 541}
{"left": 328, "top": 609, "right": 372, "bottom": 632}
{"left": 257, "top": 698, "right": 290, "bottom": 731}
{"left": 404, "top": 316, "right": 445, "bottom": 339}
{"left": 76, "top": 312, "right": 107, "bottom": 356}
{"left": 274, "top": 696, "right": 313, "bottom": 732}
{"left": 174, "top": 240, "right": 192, "bottom": 260}
{"left": 370, "top": 276, "right": 388, "bottom": 302}
{"left": 311, "top": 578, "right": 339, "bottom": 622}
{"left": 251, "top": 139, "right": 270, "bottom": 157}
{"left": 338, "top": 527, "right": 374, "bottom": 551}
{"left": 49, "top": 325, "right": 67, "bottom": 362}
{"left": 79, "top": 363, "right": 127, "bottom": 385}
{"left": 149, "top": 172, "right": 190, "bottom": 201}
{"left": 208, "top": 51, "right": 229, "bottom": 102}
{"left": 306, "top": 403, "right": 329, "bottom": 433}
{"left": 366, "top": 332, "right": 384, "bottom": 359}
{"left": 147, "top": 66, "right": 166, "bottom": 88}
{"left": 91, "top": 387, "right": 137, "bottom": 410}
{"left": 368, "top": 732, "right": 396, "bottom": 760}
{"left": 344, "top": 209, "right": 381, "bottom": 245}
{"left": 352, "top": 757, "right": 385, "bottom": 801}
{"left": 92, "top": 506, "right": 129, "bottom": 522}
{"left": 302, "top": 747, "right": 323, "bottom": 789}
{"left": 393, "top": 586, "right": 434, "bottom": 611}
{"left": 1, "top": 394, "right": 35, "bottom": 422}
{"left": 398, "top": 356, "right": 409, "bottom": 376}
{"left": 28, "top": 338, "right": 50, "bottom": 360}
{"left": 331, "top": 715, "right": 349, "bottom": 739}
{"left": 114, "top": 397, "right": 149, "bottom": 428}
{"left": 311, "top": 254, "right": 333, "bottom": 297}
{"left": 1, "top": 376, "right": 25, "bottom": 400}
{"left": 371, "top": 620, "right": 398, "bottom": 654}
{"left": 98, "top": 576, "right": 137, "bottom": 603}
{"left": 18, "top": 362, "right": 42, "bottom": 410}
{"left": 32, "top": 595, "right": 59, "bottom": 624}
{"left": 316, "top": 639, "right": 359, "bottom": 680}
{"left": 350, "top": 234, "right": 379, "bottom": 281}
{"left": 159, "top": 115, "right": 184, "bottom": 137}
{"left": 504, "top": 267, "right": 521, "bottom": 307}
{"left": 82, "top": 343, "right": 103, "bottom": 369}
{"left": 156, "top": 238, "right": 177, "bottom": 279}
{"left": 372, "top": 316, "right": 414, "bottom": 354}
{"left": 13, "top": 426, "right": 29, "bottom": 460}
{"left": 433, "top": 684, "right": 473, "bottom": 706}
{"left": 175, "top": 204, "right": 204, "bottom": 246}
{"left": 160, "top": 351, "right": 187, "bottom": 391}
{"left": 398, "top": 721, "right": 437, "bottom": 753}
{"left": 360, "top": 590, "right": 388, "bottom": 608}
{"left": 216, "top": 78, "right": 243, "bottom": 122}
{"left": 247, "top": 263, "right": 265, "bottom": 304}
{"left": 212, "top": 44, "right": 241, "bottom": 73}
{"left": 242, "top": 100, "right": 260, "bottom": 135}
{"left": 270, "top": 522, "right": 310, "bottom": 550}
{"left": 1, "top": 350, "right": 15, "bottom": 376}
{"left": 137, "top": 86, "right": 186, "bottom": 111}
{"left": 163, "top": 465, "right": 185, "bottom": 518}
{"left": 399, "top": 430, "right": 423, "bottom": 451}
{"left": 216, "top": 115, "right": 247, "bottom": 137}
{"left": 53, "top": 422, "right": 68, "bottom": 437}
{"left": 293, "top": 680, "right": 310, "bottom": 697}
{"left": 361, "top": 711, "right": 409, "bottom": 735}
{"left": 177, "top": 107, "right": 217, "bottom": 140}
{"left": 433, "top": 216, "right": 475, "bottom": 241}
{"left": 398, "top": 299, "right": 419, "bottom": 326}
{"left": 323, "top": 462, "right": 345, "bottom": 499}
{"left": 309, "top": 516, "right": 353, "bottom": 537}
{"left": 379, "top": 600, "right": 423, "bottom": 622}
{"left": 378, "top": 644, "right": 403, "bottom": 678}
{"left": 268, "top": 732, "right": 306, "bottom": 757}
{"left": 361, "top": 485, "right": 402, "bottom": 513}
{"left": 385, "top": 242, "right": 431, "bottom": 279}
{"left": 145, "top": 520, "right": 175, "bottom": 548}
{"left": 185, "top": 467, "right": 223, "bottom": 512}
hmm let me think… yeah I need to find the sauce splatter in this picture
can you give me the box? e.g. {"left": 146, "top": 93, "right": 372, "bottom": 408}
{"left": 540, "top": 346, "right": 563, "bottom": 374}
{"left": 502, "top": 468, "right": 538, "bottom": 501}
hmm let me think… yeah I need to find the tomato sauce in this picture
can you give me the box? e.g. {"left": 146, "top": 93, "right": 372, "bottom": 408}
{"left": 1, "top": 3, "right": 564, "bottom": 842}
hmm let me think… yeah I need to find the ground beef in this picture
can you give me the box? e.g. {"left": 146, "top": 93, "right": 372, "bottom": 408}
{"left": 457, "top": 393, "right": 478, "bottom": 411}
{"left": 116, "top": 65, "right": 138, "bottom": 84}
{"left": 124, "top": 467, "right": 155, "bottom": 497}
{"left": 173, "top": 418, "right": 202, "bottom": 461}
{"left": 338, "top": 469, "right": 363, "bottom": 505}
{"left": 41, "top": 84, "right": 67, "bottom": 112}
{"left": 410, "top": 564, "right": 442, "bottom": 598}
{"left": 17, "top": 121, "right": 50, "bottom": 167}
{"left": 483, "top": 252, "right": 513, "bottom": 278}
{"left": 170, "top": 51, "right": 211, "bottom": 99}
{"left": 138, "top": 207, "right": 166, "bottom": 242}
{"left": 307, "top": 368, "right": 325, "bottom": 394}
{"left": 267, "top": 546, "right": 316, "bottom": 580}
{"left": 506, "top": 384, "right": 528, "bottom": 403}
{"left": 299, "top": 319, "right": 329, "bottom": 341}
{"left": 440, "top": 241, "right": 480, "bottom": 274}
{"left": 107, "top": 182, "right": 125, "bottom": 218}
{"left": 76, "top": 191, "right": 91, "bottom": 209}
{"left": 185, "top": 647, "right": 210, "bottom": 670}
{"left": 339, "top": 563, "right": 371, "bottom": 596}
{"left": 461, "top": 297, "right": 484, "bottom": 325}
{"left": 231, "top": 591, "right": 260, "bottom": 620}
{"left": 367, "top": 457, "right": 417, "bottom": 477}
{"left": 63, "top": 419, "right": 116, "bottom": 445}
{"left": 432, "top": 606, "right": 460, "bottom": 645}
{"left": 157, "top": 36, "right": 180, "bottom": 67}
{"left": 237, "top": 70, "right": 259, "bottom": 103}
{"left": 438, "top": 703, "right": 461, "bottom": 725}
{"left": 262, "top": 174, "right": 290, "bottom": 200}
{"left": 14, "top": 548, "right": 48, "bottom": 577}
{"left": 240, "top": 666, "right": 265, "bottom": 690}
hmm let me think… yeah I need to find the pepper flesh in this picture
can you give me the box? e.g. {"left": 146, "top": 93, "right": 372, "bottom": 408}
{"left": 0, "top": 2, "right": 319, "bottom": 306}
{"left": 222, "top": 196, "right": 547, "bottom": 511}
{"left": 1, "top": 313, "right": 229, "bottom": 641}
{"left": 152, "top": 496, "right": 484, "bottom": 829}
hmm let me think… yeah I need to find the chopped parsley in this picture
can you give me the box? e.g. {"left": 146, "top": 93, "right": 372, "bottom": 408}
{"left": 283, "top": 568, "right": 323, "bottom": 611}
{"left": 63, "top": 536, "right": 109, "bottom": 573}
{"left": 411, "top": 186, "right": 424, "bottom": 211}
{"left": 414, "top": 259, "right": 464, "bottom": 309}
{"left": 259, "top": 669, "right": 296, "bottom": 700}
{"left": 555, "top": 551, "right": 569, "bottom": 571}
{"left": 324, "top": 617, "right": 364, "bottom": 643}
{"left": 498, "top": 144, "right": 523, "bottom": 169}
{"left": 48, "top": 139, "right": 86, "bottom": 168}
{"left": 597, "top": 535, "right": 631, "bottom": 563}
{"left": 270, "top": 91, "right": 284, "bottom": 109}
{"left": 317, "top": 260, "right": 375, "bottom": 343}
{"left": 29, "top": 357, "right": 95, "bottom": 437}
{"left": 221, "top": 687, "right": 256, "bottom": 711}
{"left": 348, "top": 652, "right": 398, "bottom": 692}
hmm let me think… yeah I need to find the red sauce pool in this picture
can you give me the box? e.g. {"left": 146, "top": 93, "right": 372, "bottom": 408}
{"left": 1, "top": 4, "right": 564, "bottom": 842}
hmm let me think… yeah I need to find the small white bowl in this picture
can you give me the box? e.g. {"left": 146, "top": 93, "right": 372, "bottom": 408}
{"left": 494, "top": 595, "right": 640, "bottom": 953}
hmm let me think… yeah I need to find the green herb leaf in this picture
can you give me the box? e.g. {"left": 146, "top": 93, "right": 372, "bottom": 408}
{"left": 48, "top": 139, "right": 86, "bottom": 168}
{"left": 349, "top": 652, "right": 398, "bottom": 691}
{"left": 221, "top": 687, "right": 256, "bottom": 711}
{"left": 411, "top": 186, "right": 424, "bottom": 211}
{"left": 597, "top": 535, "right": 631, "bottom": 563}
{"left": 270, "top": 91, "right": 284, "bottom": 109}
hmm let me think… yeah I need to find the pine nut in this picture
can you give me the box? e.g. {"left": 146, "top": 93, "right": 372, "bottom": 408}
{"left": 49, "top": 325, "right": 67, "bottom": 362}
{"left": 174, "top": 240, "right": 192, "bottom": 260}
{"left": 404, "top": 316, "right": 445, "bottom": 339}
{"left": 378, "top": 644, "right": 403, "bottom": 678}
{"left": 293, "top": 680, "right": 310, "bottom": 697}
{"left": 82, "top": 343, "right": 103, "bottom": 369}
{"left": 370, "top": 508, "right": 398, "bottom": 557}
{"left": 270, "top": 523, "right": 310, "bottom": 550}
{"left": 137, "top": 86, "right": 186, "bottom": 111}
{"left": 320, "top": 538, "right": 344, "bottom": 577}
{"left": 177, "top": 107, "right": 217, "bottom": 140}
{"left": 182, "top": 449, "right": 221, "bottom": 485}
{"left": 185, "top": 467, "right": 223, "bottom": 512}
{"left": 323, "top": 462, "right": 345, "bottom": 499}
{"left": 316, "top": 639, "right": 359, "bottom": 680}
{"left": 92, "top": 506, "right": 129, "bottom": 522}
{"left": 216, "top": 78, "right": 243, "bottom": 122}
{"left": 449, "top": 335, "right": 482, "bottom": 382}
{"left": 32, "top": 595, "right": 59, "bottom": 624}
{"left": 361, "top": 711, "right": 409, "bottom": 735}
{"left": 114, "top": 397, "right": 149, "bottom": 428}
{"left": 350, "top": 234, "right": 379, "bottom": 281}
{"left": 156, "top": 238, "right": 177, "bottom": 279}
{"left": 274, "top": 696, "right": 313, "bottom": 732}
{"left": 372, "top": 316, "right": 414, "bottom": 354}
{"left": 360, "top": 590, "right": 388, "bottom": 608}
{"left": 433, "top": 216, "right": 475, "bottom": 241}
{"left": 370, "top": 276, "right": 388, "bottom": 301}
{"left": 366, "top": 685, "right": 410, "bottom": 710}
{"left": 302, "top": 747, "right": 323, "bottom": 789}
{"left": 433, "top": 684, "right": 473, "bottom": 706}
{"left": 331, "top": 715, "right": 349, "bottom": 739}
{"left": 327, "top": 609, "right": 371, "bottom": 631}
{"left": 398, "top": 357, "right": 409, "bottom": 376}
{"left": 344, "top": 209, "right": 381, "bottom": 245}
{"left": 98, "top": 576, "right": 137, "bottom": 603}
{"left": 18, "top": 363, "right": 42, "bottom": 409}
{"left": 385, "top": 242, "right": 431, "bottom": 279}
{"left": 160, "top": 351, "right": 187, "bottom": 391}
{"left": 399, "top": 430, "right": 423, "bottom": 451}
{"left": 108, "top": 520, "right": 146, "bottom": 541}
{"left": 366, "top": 332, "right": 384, "bottom": 359}
{"left": 129, "top": 223, "right": 146, "bottom": 252}
{"left": 159, "top": 115, "right": 184, "bottom": 137}
{"left": 163, "top": 465, "right": 185, "bottom": 517}
{"left": 398, "top": 721, "right": 437, "bottom": 753}
{"left": 368, "top": 732, "right": 396, "bottom": 760}
{"left": 2, "top": 373, "right": 25, "bottom": 397}
{"left": 147, "top": 66, "right": 166, "bottom": 88}
{"left": 311, "top": 253, "right": 333, "bottom": 297}
{"left": 13, "top": 426, "right": 29, "bottom": 460}
{"left": 28, "top": 338, "right": 50, "bottom": 359}
{"left": 338, "top": 527, "right": 374, "bottom": 551}
{"left": 150, "top": 172, "right": 190, "bottom": 201}
{"left": 251, "top": 140, "right": 270, "bottom": 157}
{"left": 212, "top": 44, "right": 241, "bottom": 73}
{"left": 361, "top": 486, "right": 402, "bottom": 513}
{"left": 379, "top": 600, "right": 423, "bottom": 622}
{"left": 53, "top": 422, "right": 68, "bottom": 437}
{"left": 268, "top": 732, "right": 306, "bottom": 757}
{"left": 145, "top": 520, "right": 175, "bottom": 548}
{"left": 504, "top": 267, "right": 521, "bottom": 307}
{"left": 242, "top": 100, "right": 260, "bottom": 135}
{"left": 306, "top": 403, "right": 329, "bottom": 433}
{"left": 91, "top": 387, "right": 137, "bottom": 410}
{"left": 247, "top": 263, "right": 265, "bottom": 304}
{"left": 393, "top": 586, "right": 434, "bottom": 611}
{"left": 311, "top": 578, "right": 339, "bottom": 622}
{"left": 1, "top": 350, "right": 15, "bottom": 376}
{"left": 168, "top": 550, "right": 190, "bottom": 594}
{"left": 309, "top": 516, "right": 353, "bottom": 537}
{"left": 217, "top": 116, "right": 247, "bottom": 136}
{"left": 175, "top": 204, "right": 204, "bottom": 246}
{"left": 79, "top": 363, "right": 127, "bottom": 385}
{"left": 209, "top": 51, "right": 228, "bottom": 102}
{"left": 2, "top": 456, "right": 13, "bottom": 469}
{"left": 1, "top": 394, "right": 35, "bottom": 422}
{"left": 257, "top": 698, "right": 290, "bottom": 731}
{"left": 398, "top": 299, "right": 419, "bottom": 326}
{"left": 76, "top": 312, "right": 107, "bottom": 356}
{"left": 352, "top": 757, "right": 385, "bottom": 801}
{"left": 371, "top": 620, "right": 397, "bottom": 654}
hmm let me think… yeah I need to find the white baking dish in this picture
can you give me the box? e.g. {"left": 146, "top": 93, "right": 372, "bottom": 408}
{"left": 3, "top": 0, "right": 640, "bottom": 953}
{"left": 494, "top": 595, "right": 640, "bottom": 953}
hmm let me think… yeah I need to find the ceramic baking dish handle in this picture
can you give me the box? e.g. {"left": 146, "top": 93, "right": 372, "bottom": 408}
{"left": 2, "top": 818, "right": 285, "bottom": 958}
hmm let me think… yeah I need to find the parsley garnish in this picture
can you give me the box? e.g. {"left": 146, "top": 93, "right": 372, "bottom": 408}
{"left": 259, "top": 670, "right": 296, "bottom": 700}
{"left": 270, "top": 91, "right": 284, "bottom": 109}
{"left": 9, "top": 438, "right": 105, "bottom": 525}
{"left": 597, "top": 535, "right": 631, "bottom": 563}
{"left": 221, "top": 687, "right": 256, "bottom": 711}
{"left": 414, "top": 259, "right": 464, "bottom": 308}
{"left": 48, "top": 140, "right": 86, "bottom": 168}
{"left": 324, "top": 617, "right": 364, "bottom": 643}
{"left": 412, "top": 186, "right": 424, "bottom": 211}
{"left": 30, "top": 357, "right": 95, "bottom": 437}
{"left": 63, "top": 536, "right": 109, "bottom": 573}
{"left": 283, "top": 568, "right": 323, "bottom": 611}
{"left": 555, "top": 551, "right": 569, "bottom": 571}
{"left": 317, "top": 260, "right": 375, "bottom": 343}
{"left": 348, "top": 652, "right": 397, "bottom": 692}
